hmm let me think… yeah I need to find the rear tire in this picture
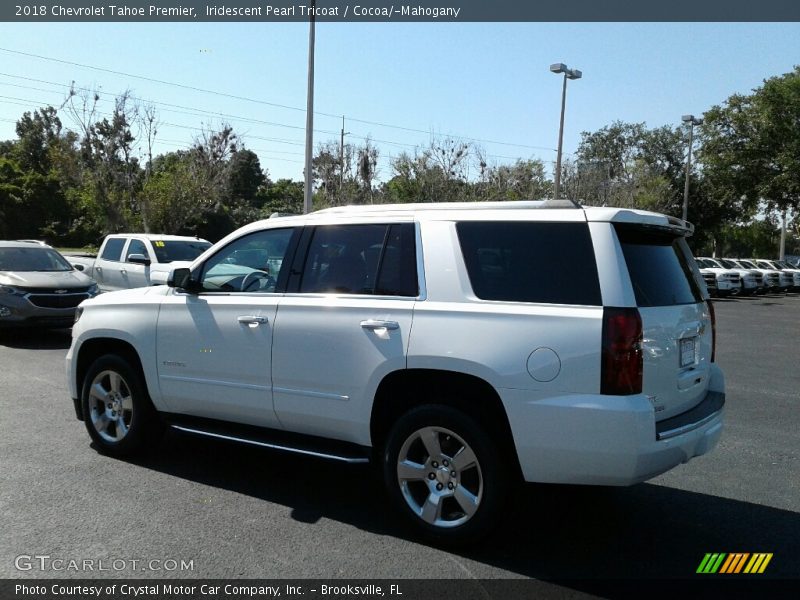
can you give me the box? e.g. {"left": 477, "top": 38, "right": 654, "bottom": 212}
{"left": 81, "top": 354, "right": 161, "bottom": 457}
{"left": 383, "top": 405, "right": 508, "bottom": 545}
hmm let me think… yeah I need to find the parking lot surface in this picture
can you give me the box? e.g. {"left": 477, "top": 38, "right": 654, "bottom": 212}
{"left": 1, "top": 294, "right": 798, "bottom": 590}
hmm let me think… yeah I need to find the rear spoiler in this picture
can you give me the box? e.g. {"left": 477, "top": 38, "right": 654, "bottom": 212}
{"left": 664, "top": 216, "right": 695, "bottom": 237}
{"left": 592, "top": 208, "right": 695, "bottom": 237}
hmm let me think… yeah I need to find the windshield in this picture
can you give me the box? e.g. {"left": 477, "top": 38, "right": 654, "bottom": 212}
{"left": 0, "top": 247, "right": 73, "bottom": 272}
{"left": 740, "top": 260, "right": 757, "bottom": 269}
{"left": 151, "top": 240, "right": 211, "bottom": 263}
{"left": 719, "top": 259, "right": 737, "bottom": 269}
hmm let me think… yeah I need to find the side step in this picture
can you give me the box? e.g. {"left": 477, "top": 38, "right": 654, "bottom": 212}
{"left": 163, "top": 414, "right": 372, "bottom": 464}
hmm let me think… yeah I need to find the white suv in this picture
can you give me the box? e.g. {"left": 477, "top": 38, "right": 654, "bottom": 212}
{"left": 66, "top": 201, "right": 725, "bottom": 543}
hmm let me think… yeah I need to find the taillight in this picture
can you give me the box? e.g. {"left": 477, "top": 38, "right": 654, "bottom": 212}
{"left": 707, "top": 300, "right": 716, "bottom": 363}
{"left": 601, "top": 307, "right": 643, "bottom": 395}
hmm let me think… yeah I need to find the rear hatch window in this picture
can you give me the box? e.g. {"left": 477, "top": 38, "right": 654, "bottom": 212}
{"left": 614, "top": 224, "right": 711, "bottom": 421}
{"left": 615, "top": 225, "right": 703, "bottom": 307}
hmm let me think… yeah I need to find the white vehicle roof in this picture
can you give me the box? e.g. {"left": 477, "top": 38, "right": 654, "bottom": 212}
{"left": 106, "top": 234, "right": 210, "bottom": 242}
{"left": 241, "top": 201, "right": 692, "bottom": 233}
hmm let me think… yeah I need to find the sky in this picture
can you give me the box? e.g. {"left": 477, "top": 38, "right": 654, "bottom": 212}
{"left": 0, "top": 21, "right": 798, "bottom": 183}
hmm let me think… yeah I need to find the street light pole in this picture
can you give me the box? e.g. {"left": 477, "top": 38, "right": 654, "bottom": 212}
{"left": 550, "top": 63, "right": 581, "bottom": 200}
{"left": 303, "top": 0, "right": 316, "bottom": 214}
{"left": 681, "top": 114, "right": 702, "bottom": 222}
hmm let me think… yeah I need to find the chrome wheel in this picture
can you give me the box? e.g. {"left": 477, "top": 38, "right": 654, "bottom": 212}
{"left": 396, "top": 426, "right": 483, "bottom": 528}
{"left": 87, "top": 370, "right": 134, "bottom": 443}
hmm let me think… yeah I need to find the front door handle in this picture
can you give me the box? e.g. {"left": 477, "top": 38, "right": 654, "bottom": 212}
{"left": 238, "top": 315, "right": 268, "bottom": 327}
{"left": 360, "top": 319, "right": 399, "bottom": 331}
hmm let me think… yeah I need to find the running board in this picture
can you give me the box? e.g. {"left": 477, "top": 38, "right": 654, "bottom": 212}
{"left": 163, "top": 414, "right": 371, "bottom": 464}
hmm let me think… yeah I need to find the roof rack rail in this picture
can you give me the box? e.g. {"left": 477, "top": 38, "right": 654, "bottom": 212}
{"left": 312, "top": 199, "right": 583, "bottom": 214}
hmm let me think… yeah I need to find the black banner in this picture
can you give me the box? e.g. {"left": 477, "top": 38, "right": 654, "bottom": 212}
{"left": 3, "top": 579, "right": 800, "bottom": 600}
{"left": 2, "top": 0, "right": 800, "bottom": 22}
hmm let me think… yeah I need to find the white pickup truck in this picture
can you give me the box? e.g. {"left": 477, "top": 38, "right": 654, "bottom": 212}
{"left": 67, "top": 234, "right": 211, "bottom": 292}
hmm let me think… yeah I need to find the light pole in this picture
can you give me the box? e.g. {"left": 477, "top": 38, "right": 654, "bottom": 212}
{"left": 681, "top": 114, "right": 703, "bottom": 222}
{"left": 550, "top": 63, "right": 581, "bottom": 200}
{"left": 303, "top": 0, "right": 316, "bottom": 214}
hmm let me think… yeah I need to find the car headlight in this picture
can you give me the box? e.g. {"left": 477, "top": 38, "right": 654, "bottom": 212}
{"left": 87, "top": 283, "right": 100, "bottom": 297}
{"left": 74, "top": 306, "right": 84, "bottom": 324}
{"left": 0, "top": 285, "right": 21, "bottom": 295}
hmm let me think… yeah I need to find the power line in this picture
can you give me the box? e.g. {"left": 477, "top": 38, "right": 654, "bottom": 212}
{"left": 0, "top": 47, "right": 558, "bottom": 153}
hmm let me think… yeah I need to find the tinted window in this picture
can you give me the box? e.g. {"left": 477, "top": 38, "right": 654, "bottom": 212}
{"left": 375, "top": 224, "right": 418, "bottom": 297}
{"left": 615, "top": 225, "right": 703, "bottom": 307}
{"left": 152, "top": 240, "right": 211, "bottom": 263}
{"left": 100, "top": 238, "right": 125, "bottom": 261}
{"left": 200, "top": 228, "right": 295, "bottom": 293}
{"left": 296, "top": 224, "right": 418, "bottom": 297}
{"left": 457, "top": 222, "right": 601, "bottom": 305}
{"left": 125, "top": 239, "right": 148, "bottom": 261}
{"left": 300, "top": 225, "right": 388, "bottom": 294}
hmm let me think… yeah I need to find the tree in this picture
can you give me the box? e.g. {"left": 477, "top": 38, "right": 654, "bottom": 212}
{"left": 475, "top": 157, "right": 550, "bottom": 202}
{"left": 385, "top": 137, "right": 472, "bottom": 204}
{"left": 63, "top": 88, "right": 143, "bottom": 234}
{"left": 701, "top": 67, "right": 800, "bottom": 257}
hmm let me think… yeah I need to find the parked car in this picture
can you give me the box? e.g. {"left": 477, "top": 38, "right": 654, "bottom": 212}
{"left": 733, "top": 259, "right": 783, "bottom": 293}
{"left": 66, "top": 201, "right": 725, "bottom": 543}
{"left": 698, "top": 257, "right": 759, "bottom": 295}
{"left": 66, "top": 234, "right": 211, "bottom": 292}
{"left": 0, "top": 241, "right": 99, "bottom": 328}
{"left": 755, "top": 259, "right": 799, "bottom": 292}
{"left": 717, "top": 258, "right": 765, "bottom": 294}
{"left": 752, "top": 259, "right": 792, "bottom": 292}
{"left": 695, "top": 257, "right": 743, "bottom": 296}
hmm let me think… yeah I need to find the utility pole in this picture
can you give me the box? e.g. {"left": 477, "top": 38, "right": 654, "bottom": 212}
{"left": 303, "top": 0, "right": 316, "bottom": 214}
{"left": 779, "top": 209, "right": 787, "bottom": 260}
{"left": 681, "top": 114, "right": 703, "bottom": 222}
{"left": 339, "top": 115, "right": 350, "bottom": 198}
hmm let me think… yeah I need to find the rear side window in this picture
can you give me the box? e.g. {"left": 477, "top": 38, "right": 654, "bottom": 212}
{"left": 299, "top": 223, "right": 418, "bottom": 297}
{"left": 456, "top": 221, "right": 602, "bottom": 305}
{"left": 100, "top": 238, "right": 125, "bottom": 261}
{"left": 615, "top": 225, "right": 703, "bottom": 307}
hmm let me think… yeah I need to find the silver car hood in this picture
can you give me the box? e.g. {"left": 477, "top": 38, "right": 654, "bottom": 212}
{"left": 0, "top": 269, "right": 95, "bottom": 288}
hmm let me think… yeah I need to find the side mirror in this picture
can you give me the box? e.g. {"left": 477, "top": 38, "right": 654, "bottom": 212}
{"left": 168, "top": 267, "right": 198, "bottom": 292}
{"left": 73, "top": 264, "right": 85, "bottom": 272}
{"left": 128, "top": 253, "right": 151, "bottom": 266}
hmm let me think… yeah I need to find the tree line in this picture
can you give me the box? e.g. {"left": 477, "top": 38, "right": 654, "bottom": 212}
{"left": 1, "top": 68, "right": 798, "bottom": 257}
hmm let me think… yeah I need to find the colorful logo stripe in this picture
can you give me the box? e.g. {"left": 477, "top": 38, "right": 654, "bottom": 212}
{"left": 697, "top": 553, "right": 773, "bottom": 574}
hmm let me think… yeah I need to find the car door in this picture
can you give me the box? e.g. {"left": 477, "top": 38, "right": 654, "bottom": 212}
{"left": 156, "top": 226, "right": 299, "bottom": 428}
{"left": 120, "top": 238, "right": 150, "bottom": 289}
{"left": 94, "top": 237, "right": 126, "bottom": 291}
{"left": 272, "top": 222, "right": 418, "bottom": 445}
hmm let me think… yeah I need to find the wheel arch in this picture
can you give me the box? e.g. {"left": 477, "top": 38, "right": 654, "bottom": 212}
{"left": 370, "top": 368, "right": 522, "bottom": 481}
{"left": 76, "top": 338, "right": 152, "bottom": 410}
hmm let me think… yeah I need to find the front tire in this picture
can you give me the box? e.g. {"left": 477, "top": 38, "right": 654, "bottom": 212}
{"left": 383, "top": 405, "right": 508, "bottom": 544}
{"left": 81, "top": 354, "right": 161, "bottom": 457}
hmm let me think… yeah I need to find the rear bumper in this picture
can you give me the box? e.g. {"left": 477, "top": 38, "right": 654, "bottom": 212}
{"left": 501, "top": 366, "right": 725, "bottom": 486}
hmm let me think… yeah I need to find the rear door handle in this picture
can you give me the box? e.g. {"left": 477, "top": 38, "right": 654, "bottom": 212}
{"left": 120, "top": 269, "right": 127, "bottom": 275}
{"left": 360, "top": 319, "right": 399, "bottom": 331}
{"left": 238, "top": 315, "right": 268, "bottom": 326}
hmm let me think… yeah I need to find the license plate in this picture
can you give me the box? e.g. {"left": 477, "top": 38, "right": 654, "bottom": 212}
{"left": 680, "top": 337, "right": 696, "bottom": 368}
